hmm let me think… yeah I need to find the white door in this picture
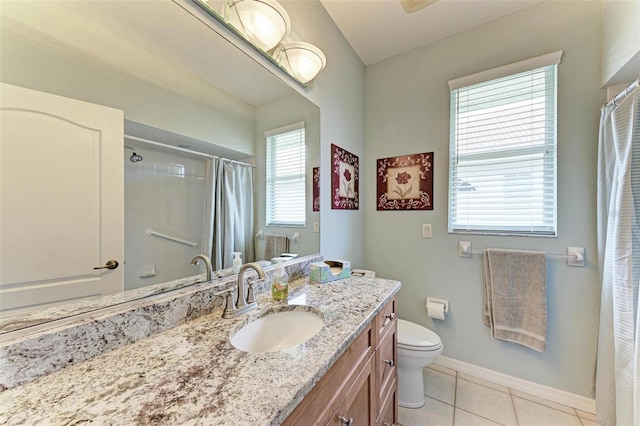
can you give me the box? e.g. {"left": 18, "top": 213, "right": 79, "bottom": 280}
{"left": 0, "top": 83, "right": 124, "bottom": 315}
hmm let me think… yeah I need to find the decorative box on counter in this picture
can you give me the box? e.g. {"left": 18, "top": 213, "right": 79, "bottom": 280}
{"left": 310, "top": 260, "right": 351, "bottom": 284}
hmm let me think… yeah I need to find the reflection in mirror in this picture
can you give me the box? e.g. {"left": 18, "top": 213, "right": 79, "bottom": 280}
{"left": 0, "top": 0, "right": 319, "bottom": 332}
{"left": 192, "top": 0, "right": 326, "bottom": 87}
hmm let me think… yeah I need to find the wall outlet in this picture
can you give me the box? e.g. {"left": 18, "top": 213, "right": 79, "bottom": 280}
{"left": 422, "top": 224, "right": 432, "bottom": 238}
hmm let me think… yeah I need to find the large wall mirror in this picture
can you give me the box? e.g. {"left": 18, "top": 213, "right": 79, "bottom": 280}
{"left": 0, "top": 0, "right": 320, "bottom": 331}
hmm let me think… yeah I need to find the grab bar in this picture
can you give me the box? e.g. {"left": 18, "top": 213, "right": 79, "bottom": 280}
{"left": 146, "top": 229, "right": 198, "bottom": 248}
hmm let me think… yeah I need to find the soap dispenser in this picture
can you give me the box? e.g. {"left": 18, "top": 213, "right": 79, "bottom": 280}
{"left": 232, "top": 252, "right": 242, "bottom": 273}
{"left": 271, "top": 259, "right": 289, "bottom": 301}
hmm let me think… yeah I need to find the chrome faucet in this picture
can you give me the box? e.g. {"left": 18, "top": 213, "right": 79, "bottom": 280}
{"left": 223, "top": 262, "right": 266, "bottom": 318}
{"left": 191, "top": 254, "right": 213, "bottom": 282}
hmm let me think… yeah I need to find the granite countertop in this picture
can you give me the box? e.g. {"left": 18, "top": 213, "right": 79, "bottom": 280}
{"left": 0, "top": 276, "right": 400, "bottom": 425}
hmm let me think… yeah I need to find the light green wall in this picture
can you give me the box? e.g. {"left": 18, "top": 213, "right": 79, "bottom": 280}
{"left": 280, "top": 0, "right": 367, "bottom": 267}
{"left": 255, "top": 95, "right": 321, "bottom": 258}
{"left": 364, "top": 2, "right": 604, "bottom": 397}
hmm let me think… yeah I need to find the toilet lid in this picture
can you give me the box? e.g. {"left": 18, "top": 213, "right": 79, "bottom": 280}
{"left": 398, "top": 319, "right": 442, "bottom": 349}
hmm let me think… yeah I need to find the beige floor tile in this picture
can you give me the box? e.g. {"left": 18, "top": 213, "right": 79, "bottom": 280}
{"left": 579, "top": 418, "right": 597, "bottom": 426}
{"left": 429, "top": 363, "right": 457, "bottom": 377}
{"left": 399, "top": 396, "right": 454, "bottom": 426}
{"left": 424, "top": 368, "right": 457, "bottom": 405}
{"left": 456, "top": 379, "right": 517, "bottom": 426}
{"left": 510, "top": 389, "right": 576, "bottom": 415}
{"left": 513, "top": 396, "right": 583, "bottom": 426}
{"left": 454, "top": 408, "right": 502, "bottom": 426}
{"left": 458, "top": 372, "right": 510, "bottom": 393}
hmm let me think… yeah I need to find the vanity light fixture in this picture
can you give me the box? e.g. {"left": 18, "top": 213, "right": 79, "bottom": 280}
{"left": 223, "top": 0, "right": 291, "bottom": 51}
{"left": 192, "top": 0, "right": 326, "bottom": 86}
{"left": 274, "top": 42, "right": 326, "bottom": 84}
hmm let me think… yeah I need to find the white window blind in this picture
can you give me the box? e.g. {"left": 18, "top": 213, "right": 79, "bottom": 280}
{"left": 266, "top": 122, "right": 306, "bottom": 227}
{"left": 448, "top": 55, "right": 560, "bottom": 236}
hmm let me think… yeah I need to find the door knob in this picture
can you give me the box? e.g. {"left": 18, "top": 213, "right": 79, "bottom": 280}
{"left": 93, "top": 260, "right": 119, "bottom": 270}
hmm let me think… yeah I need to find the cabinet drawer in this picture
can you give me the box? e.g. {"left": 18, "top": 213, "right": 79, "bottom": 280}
{"left": 375, "top": 317, "right": 397, "bottom": 406}
{"left": 374, "top": 296, "right": 396, "bottom": 347}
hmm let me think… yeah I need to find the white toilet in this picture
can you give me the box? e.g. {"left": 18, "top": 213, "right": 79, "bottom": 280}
{"left": 397, "top": 319, "right": 443, "bottom": 408}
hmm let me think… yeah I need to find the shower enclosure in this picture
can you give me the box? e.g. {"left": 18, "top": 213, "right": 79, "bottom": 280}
{"left": 123, "top": 136, "right": 256, "bottom": 291}
{"left": 124, "top": 139, "right": 208, "bottom": 290}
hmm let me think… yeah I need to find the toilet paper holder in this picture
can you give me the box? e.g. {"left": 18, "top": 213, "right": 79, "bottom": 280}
{"left": 426, "top": 297, "right": 449, "bottom": 315}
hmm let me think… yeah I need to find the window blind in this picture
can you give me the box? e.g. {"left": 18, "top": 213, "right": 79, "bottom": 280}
{"left": 266, "top": 123, "right": 306, "bottom": 226}
{"left": 448, "top": 60, "right": 559, "bottom": 236}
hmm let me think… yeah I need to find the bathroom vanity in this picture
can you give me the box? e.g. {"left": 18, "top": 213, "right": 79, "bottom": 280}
{"left": 283, "top": 293, "right": 397, "bottom": 425}
{"left": 0, "top": 269, "right": 400, "bottom": 425}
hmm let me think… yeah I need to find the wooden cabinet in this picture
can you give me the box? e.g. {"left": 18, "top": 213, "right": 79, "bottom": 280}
{"left": 377, "top": 377, "right": 398, "bottom": 426}
{"left": 327, "top": 356, "right": 375, "bottom": 426}
{"left": 283, "top": 296, "right": 397, "bottom": 426}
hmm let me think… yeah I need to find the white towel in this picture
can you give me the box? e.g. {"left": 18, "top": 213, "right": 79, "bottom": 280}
{"left": 483, "top": 248, "right": 547, "bottom": 352}
{"left": 264, "top": 234, "right": 289, "bottom": 260}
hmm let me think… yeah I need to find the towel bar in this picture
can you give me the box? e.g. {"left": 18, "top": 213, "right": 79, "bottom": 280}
{"left": 458, "top": 241, "right": 585, "bottom": 267}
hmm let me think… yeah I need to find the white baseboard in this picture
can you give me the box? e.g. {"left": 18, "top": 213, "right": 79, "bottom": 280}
{"left": 434, "top": 356, "right": 596, "bottom": 414}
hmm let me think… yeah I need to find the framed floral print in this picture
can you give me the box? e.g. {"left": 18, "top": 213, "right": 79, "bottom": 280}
{"left": 312, "top": 166, "right": 320, "bottom": 212}
{"left": 331, "top": 144, "right": 359, "bottom": 210}
{"left": 377, "top": 152, "right": 433, "bottom": 210}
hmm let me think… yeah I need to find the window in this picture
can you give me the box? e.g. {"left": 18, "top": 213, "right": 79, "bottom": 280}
{"left": 266, "top": 122, "right": 306, "bottom": 226}
{"left": 448, "top": 52, "right": 561, "bottom": 236}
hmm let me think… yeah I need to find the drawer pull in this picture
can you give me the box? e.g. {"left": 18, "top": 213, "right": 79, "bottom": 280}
{"left": 339, "top": 416, "right": 354, "bottom": 426}
{"left": 383, "top": 359, "right": 395, "bottom": 367}
{"left": 382, "top": 312, "right": 395, "bottom": 327}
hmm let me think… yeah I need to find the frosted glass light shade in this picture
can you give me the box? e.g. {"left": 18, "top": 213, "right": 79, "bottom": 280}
{"left": 225, "top": 0, "right": 291, "bottom": 51}
{"left": 275, "top": 42, "right": 326, "bottom": 84}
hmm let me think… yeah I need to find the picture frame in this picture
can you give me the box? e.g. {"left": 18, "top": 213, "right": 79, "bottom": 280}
{"left": 376, "top": 152, "right": 433, "bottom": 210}
{"left": 331, "top": 144, "right": 359, "bottom": 210}
{"left": 312, "top": 166, "right": 320, "bottom": 212}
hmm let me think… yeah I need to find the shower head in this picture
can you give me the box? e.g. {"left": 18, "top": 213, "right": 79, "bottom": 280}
{"left": 130, "top": 150, "right": 143, "bottom": 163}
{"left": 125, "top": 145, "right": 143, "bottom": 162}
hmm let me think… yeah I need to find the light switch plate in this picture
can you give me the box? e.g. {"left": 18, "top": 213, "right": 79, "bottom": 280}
{"left": 422, "top": 224, "right": 432, "bottom": 238}
{"left": 313, "top": 221, "right": 320, "bottom": 233}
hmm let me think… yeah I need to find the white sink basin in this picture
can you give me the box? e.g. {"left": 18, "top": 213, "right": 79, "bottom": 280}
{"left": 230, "top": 308, "right": 324, "bottom": 352}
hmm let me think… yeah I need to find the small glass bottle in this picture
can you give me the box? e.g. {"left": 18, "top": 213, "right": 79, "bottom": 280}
{"left": 271, "top": 259, "right": 289, "bottom": 301}
{"left": 232, "top": 252, "right": 242, "bottom": 273}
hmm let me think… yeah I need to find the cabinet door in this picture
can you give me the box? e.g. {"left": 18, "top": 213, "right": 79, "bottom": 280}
{"left": 328, "top": 355, "right": 375, "bottom": 426}
{"left": 0, "top": 83, "right": 124, "bottom": 314}
{"left": 376, "top": 377, "right": 398, "bottom": 426}
{"left": 283, "top": 326, "right": 373, "bottom": 426}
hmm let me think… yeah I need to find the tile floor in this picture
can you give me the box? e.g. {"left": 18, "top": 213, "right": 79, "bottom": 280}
{"left": 398, "top": 364, "right": 596, "bottom": 426}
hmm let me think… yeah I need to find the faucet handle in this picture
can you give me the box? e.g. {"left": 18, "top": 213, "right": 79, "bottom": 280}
{"left": 246, "top": 280, "right": 258, "bottom": 305}
{"left": 220, "top": 288, "right": 237, "bottom": 319}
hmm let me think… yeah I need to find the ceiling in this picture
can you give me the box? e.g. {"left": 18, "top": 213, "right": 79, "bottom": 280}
{"left": 319, "top": 0, "right": 545, "bottom": 66}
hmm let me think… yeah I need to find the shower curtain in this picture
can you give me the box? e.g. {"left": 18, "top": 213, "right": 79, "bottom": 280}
{"left": 203, "top": 158, "right": 255, "bottom": 271}
{"left": 596, "top": 83, "right": 640, "bottom": 426}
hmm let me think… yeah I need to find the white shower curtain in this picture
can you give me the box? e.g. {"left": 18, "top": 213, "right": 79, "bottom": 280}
{"left": 596, "top": 83, "right": 640, "bottom": 426}
{"left": 203, "top": 158, "right": 255, "bottom": 271}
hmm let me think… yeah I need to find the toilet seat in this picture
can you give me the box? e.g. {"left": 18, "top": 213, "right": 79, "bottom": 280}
{"left": 398, "top": 319, "right": 442, "bottom": 350}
